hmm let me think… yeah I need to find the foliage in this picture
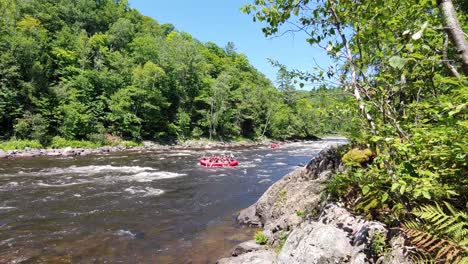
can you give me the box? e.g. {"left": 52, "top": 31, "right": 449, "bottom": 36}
{"left": 49, "top": 136, "right": 101, "bottom": 149}
{"left": 120, "top": 140, "right": 142, "bottom": 148}
{"left": 254, "top": 230, "right": 268, "bottom": 245}
{"left": 0, "top": 0, "right": 354, "bottom": 147}
{"left": 0, "top": 139, "right": 42, "bottom": 150}
{"left": 370, "top": 232, "right": 387, "bottom": 257}
{"left": 401, "top": 203, "right": 468, "bottom": 263}
{"left": 243, "top": 1, "right": 467, "bottom": 262}
{"left": 275, "top": 231, "right": 289, "bottom": 254}
{"left": 295, "top": 210, "right": 305, "bottom": 219}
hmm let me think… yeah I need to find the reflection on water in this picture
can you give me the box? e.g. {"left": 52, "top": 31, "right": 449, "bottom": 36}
{"left": 0, "top": 138, "right": 346, "bottom": 263}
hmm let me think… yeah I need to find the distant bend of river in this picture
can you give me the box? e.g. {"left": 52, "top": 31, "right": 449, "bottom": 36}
{"left": 0, "top": 138, "right": 347, "bottom": 263}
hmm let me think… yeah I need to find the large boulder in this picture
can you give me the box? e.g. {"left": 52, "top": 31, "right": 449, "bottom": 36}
{"left": 236, "top": 147, "right": 343, "bottom": 242}
{"left": 278, "top": 222, "right": 354, "bottom": 264}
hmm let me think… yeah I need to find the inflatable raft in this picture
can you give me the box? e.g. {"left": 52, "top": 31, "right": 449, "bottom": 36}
{"left": 271, "top": 143, "right": 280, "bottom": 149}
{"left": 199, "top": 157, "right": 238, "bottom": 167}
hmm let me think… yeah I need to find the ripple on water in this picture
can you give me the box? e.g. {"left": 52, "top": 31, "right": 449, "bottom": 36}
{"left": 122, "top": 171, "right": 186, "bottom": 182}
{"left": 124, "top": 186, "right": 165, "bottom": 197}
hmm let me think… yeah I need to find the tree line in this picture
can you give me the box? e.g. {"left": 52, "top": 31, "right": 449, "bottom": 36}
{"left": 0, "top": 0, "right": 356, "bottom": 148}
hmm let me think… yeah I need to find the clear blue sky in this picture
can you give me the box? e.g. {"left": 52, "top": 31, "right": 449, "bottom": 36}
{"left": 128, "top": 0, "right": 331, "bottom": 85}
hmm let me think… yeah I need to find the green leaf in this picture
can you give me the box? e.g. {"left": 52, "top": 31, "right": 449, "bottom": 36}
{"left": 389, "top": 56, "right": 407, "bottom": 70}
{"left": 422, "top": 190, "right": 431, "bottom": 199}
{"left": 381, "top": 193, "right": 389, "bottom": 203}
{"left": 400, "top": 184, "right": 406, "bottom": 195}
{"left": 362, "top": 185, "right": 370, "bottom": 195}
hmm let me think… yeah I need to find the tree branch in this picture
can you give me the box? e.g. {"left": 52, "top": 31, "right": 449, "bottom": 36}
{"left": 437, "top": 0, "right": 468, "bottom": 75}
{"left": 329, "top": 3, "right": 376, "bottom": 135}
{"left": 442, "top": 33, "right": 461, "bottom": 78}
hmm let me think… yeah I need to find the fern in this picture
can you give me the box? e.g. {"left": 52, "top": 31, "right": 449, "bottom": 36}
{"left": 401, "top": 203, "right": 468, "bottom": 263}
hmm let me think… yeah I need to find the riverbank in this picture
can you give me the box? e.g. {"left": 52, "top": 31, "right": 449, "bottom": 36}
{"left": 217, "top": 145, "right": 411, "bottom": 264}
{"left": 0, "top": 138, "right": 323, "bottom": 159}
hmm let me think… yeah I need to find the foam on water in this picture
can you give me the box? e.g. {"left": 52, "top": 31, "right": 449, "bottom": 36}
{"left": 165, "top": 153, "right": 192, "bottom": 157}
{"left": 272, "top": 162, "right": 287, "bottom": 166}
{"left": 125, "top": 186, "right": 165, "bottom": 196}
{"left": 37, "top": 180, "right": 92, "bottom": 187}
{"left": 36, "top": 165, "right": 156, "bottom": 176}
{"left": 124, "top": 171, "right": 187, "bottom": 182}
{"left": 0, "top": 207, "right": 16, "bottom": 210}
{"left": 116, "top": 229, "right": 138, "bottom": 239}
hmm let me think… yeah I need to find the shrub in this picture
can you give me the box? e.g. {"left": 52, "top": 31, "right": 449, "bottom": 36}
{"left": 295, "top": 210, "right": 305, "bottom": 219}
{"left": 0, "top": 139, "right": 43, "bottom": 150}
{"left": 120, "top": 140, "right": 142, "bottom": 148}
{"left": 370, "top": 232, "right": 386, "bottom": 257}
{"left": 49, "top": 136, "right": 101, "bottom": 149}
{"left": 254, "top": 230, "right": 268, "bottom": 245}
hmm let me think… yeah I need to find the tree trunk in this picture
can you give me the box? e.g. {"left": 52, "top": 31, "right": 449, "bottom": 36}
{"left": 438, "top": 0, "right": 468, "bottom": 75}
{"left": 329, "top": 5, "right": 377, "bottom": 135}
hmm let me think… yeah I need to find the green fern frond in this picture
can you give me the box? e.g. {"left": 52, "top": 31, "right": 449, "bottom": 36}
{"left": 458, "top": 256, "right": 468, "bottom": 264}
{"left": 402, "top": 202, "right": 468, "bottom": 264}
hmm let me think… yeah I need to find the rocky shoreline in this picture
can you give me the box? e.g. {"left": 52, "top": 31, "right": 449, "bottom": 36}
{"left": 0, "top": 139, "right": 300, "bottom": 159}
{"left": 217, "top": 146, "right": 410, "bottom": 264}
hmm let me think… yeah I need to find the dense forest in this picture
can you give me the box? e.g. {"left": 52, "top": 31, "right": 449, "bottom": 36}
{"left": 0, "top": 0, "right": 357, "bottom": 149}
{"left": 243, "top": 0, "right": 467, "bottom": 262}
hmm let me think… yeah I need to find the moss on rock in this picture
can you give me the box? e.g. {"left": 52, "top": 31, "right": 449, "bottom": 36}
{"left": 342, "top": 148, "right": 373, "bottom": 167}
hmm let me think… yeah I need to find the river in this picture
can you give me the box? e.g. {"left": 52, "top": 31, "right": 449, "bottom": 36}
{"left": 0, "top": 138, "right": 346, "bottom": 263}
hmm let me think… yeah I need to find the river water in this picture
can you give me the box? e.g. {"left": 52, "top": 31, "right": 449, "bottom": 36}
{"left": 0, "top": 138, "right": 346, "bottom": 263}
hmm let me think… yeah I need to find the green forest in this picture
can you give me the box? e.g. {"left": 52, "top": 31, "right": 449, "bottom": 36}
{"left": 0, "top": 0, "right": 357, "bottom": 150}
{"left": 243, "top": 0, "right": 467, "bottom": 262}
{"left": 0, "top": 0, "right": 467, "bottom": 261}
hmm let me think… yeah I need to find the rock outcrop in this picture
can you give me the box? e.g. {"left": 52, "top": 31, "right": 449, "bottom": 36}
{"left": 237, "top": 147, "right": 342, "bottom": 242}
{"left": 221, "top": 146, "right": 411, "bottom": 264}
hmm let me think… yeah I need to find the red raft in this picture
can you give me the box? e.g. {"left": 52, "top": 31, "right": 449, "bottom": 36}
{"left": 199, "top": 156, "right": 239, "bottom": 167}
{"left": 270, "top": 143, "right": 280, "bottom": 149}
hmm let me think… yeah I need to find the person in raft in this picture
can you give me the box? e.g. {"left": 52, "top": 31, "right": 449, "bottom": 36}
{"left": 201, "top": 155, "right": 234, "bottom": 164}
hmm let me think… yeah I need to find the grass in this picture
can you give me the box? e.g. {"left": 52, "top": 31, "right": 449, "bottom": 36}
{"left": 254, "top": 230, "right": 268, "bottom": 245}
{"left": 49, "top": 136, "right": 102, "bottom": 149}
{"left": 0, "top": 139, "right": 43, "bottom": 151}
{"left": 275, "top": 231, "right": 289, "bottom": 254}
{"left": 0, "top": 137, "right": 142, "bottom": 151}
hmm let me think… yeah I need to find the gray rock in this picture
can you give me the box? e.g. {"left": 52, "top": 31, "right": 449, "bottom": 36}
{"left": 217, "top": 249, "right": 277, "bottom": 264}
{"left": 231, "top": 240, "right": 263, "bottom": 256}
{"left": 378, "top": 235, "right": 411, "bottom": 264}
{"left": 278, "top": 222, "right": 354, "bottom": 264}
{"left": 0, "top": 149, "right": 8, "bottom": 158}
{"left": 237, "top": 204, "right": 262, "bottom": 226}
{"left": 235, "top": 147, "right": 345, "bottom": 244}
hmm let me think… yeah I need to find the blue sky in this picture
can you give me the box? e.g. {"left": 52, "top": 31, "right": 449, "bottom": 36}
{"left": 128, "top": 0, "right": 331, "bottom": 85}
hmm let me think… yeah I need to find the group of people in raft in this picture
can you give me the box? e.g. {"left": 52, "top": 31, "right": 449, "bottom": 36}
{"left": 199, "top": 154, "right": 238, "bottom": 167}
{"left": 199, "top": 143, "right": 281, "bottom": 167}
